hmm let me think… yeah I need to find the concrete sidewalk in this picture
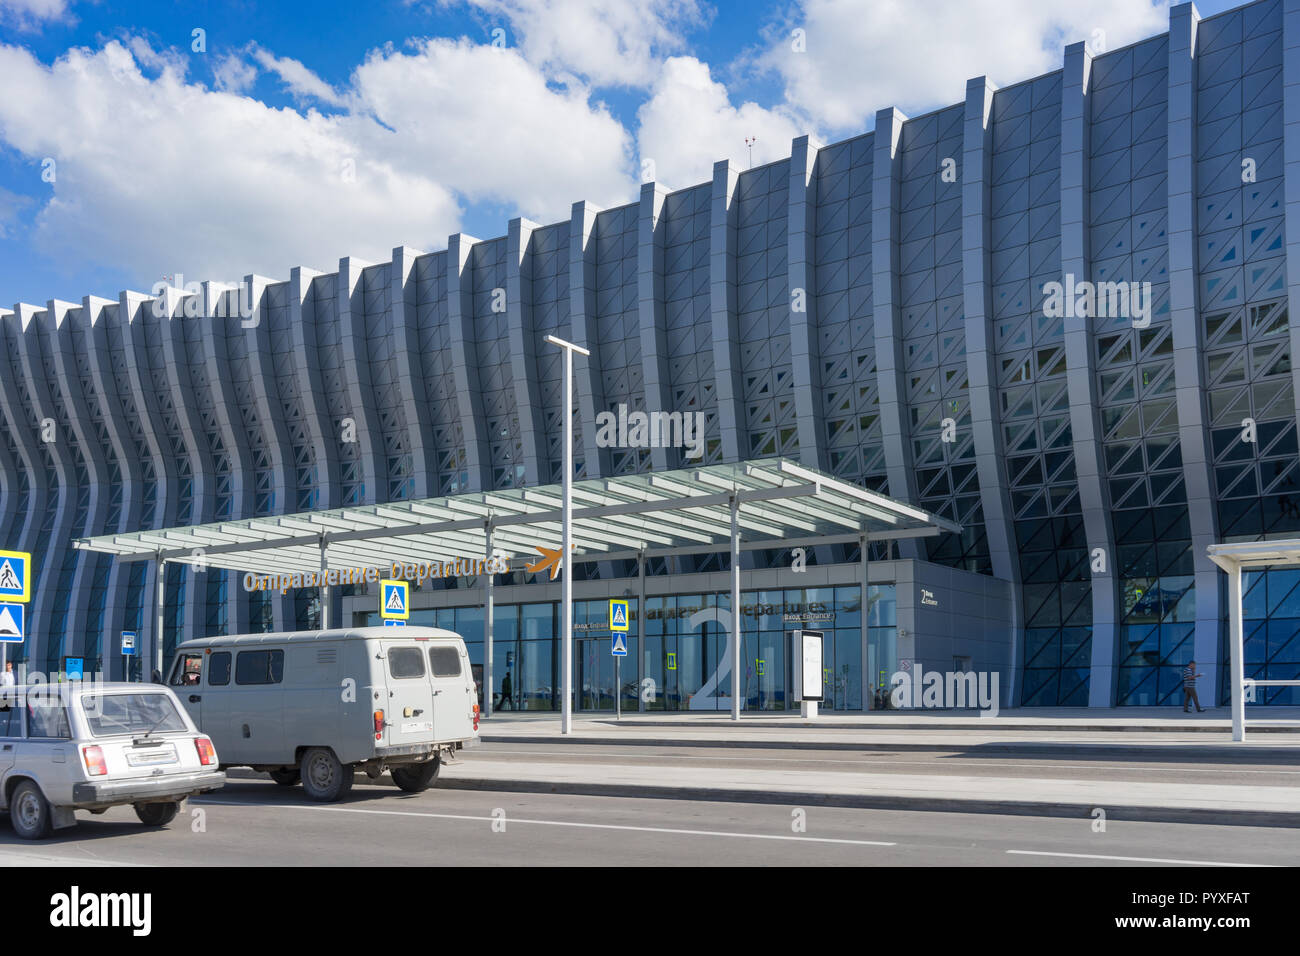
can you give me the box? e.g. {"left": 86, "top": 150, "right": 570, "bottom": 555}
{"left": 449, "top": 709, "right": 1300, "bottom": 826}
{"left": 476, "top": 710, "right": 1300, "bottom": 757}
{"left": 481, "top": 706, "right": 1300, "bottom": 733}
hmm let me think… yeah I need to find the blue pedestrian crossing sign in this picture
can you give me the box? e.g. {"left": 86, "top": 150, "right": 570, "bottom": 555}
{"left": 380, "top": 579, "right": 409, "bottom": 620}
{"left": 610, "top": 633, "right": 628, "bottom": 657}
{"left": 0, "top": 602, "right": 23, "bottom": 643}
{"left": 0, "top": 550, "right": 31, "bottom": 603}
{"left": 609, "top": 599, "right": 629, "bottom": 632}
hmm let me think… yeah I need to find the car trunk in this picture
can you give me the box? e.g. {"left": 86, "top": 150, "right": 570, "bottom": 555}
{"left": 79, "top": 691, "right": 203, "bottom": 781}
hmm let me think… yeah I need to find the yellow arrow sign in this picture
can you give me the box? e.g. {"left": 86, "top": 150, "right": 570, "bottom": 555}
{"left": 525, "top": 545, "right": 573, "bottom": 581}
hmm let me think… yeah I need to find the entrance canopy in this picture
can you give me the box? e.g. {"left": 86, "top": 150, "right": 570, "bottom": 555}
{"left": 1206, "top": 539, "right": 1300, "bottom": 741}
{"left": 1206, "top": 539, "right": 1300, "bottom": 572}
{"left": 75, "top": 457, "right": 959, "bottom": 576}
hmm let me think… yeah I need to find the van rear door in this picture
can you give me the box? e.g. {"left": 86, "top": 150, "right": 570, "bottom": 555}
{"left": 379, "top": 641, "right": 437, "bottom": 748}
{"left": 427, "top": 640, "right": 475, "bottom": 742}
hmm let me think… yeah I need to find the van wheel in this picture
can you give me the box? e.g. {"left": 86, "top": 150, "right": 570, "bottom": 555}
{"left": 9, "top": 781, "right": 52, "bottom": 840}
{"left": 134, "top": 802, "right": 180, "bottom": 827}
{"left": 391, "top": 756, "right": 441, "bottom": 793}
{"left": 269, "top": 768, "right": 301, "bottom": 786}
{"left": 300, "top": 748, "right": 354, "bottom": 802}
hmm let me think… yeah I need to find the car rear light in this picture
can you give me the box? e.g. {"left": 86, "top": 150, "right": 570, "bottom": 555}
{"left": 194, "top": 737, "right": 217, "bottom": 766}
{"left": 82, "top": 745, "right": 107, "bottom": 777}
{"left": 374, "top": 710, "right": 385, "bottom": 739}
{"left": 472, "top": 703, "right": 479, "bottom": 731}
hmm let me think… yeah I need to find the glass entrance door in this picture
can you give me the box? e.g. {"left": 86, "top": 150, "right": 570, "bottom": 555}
{"left": 575, "top": 638, "right": 615, "bottom": 711}
{"left": 675, "top": 620, "right": 728, "bottom": 711}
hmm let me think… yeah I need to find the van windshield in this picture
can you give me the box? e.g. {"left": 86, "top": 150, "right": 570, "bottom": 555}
{"left": 81, "top": 693, "right": 188, "bottom": 737}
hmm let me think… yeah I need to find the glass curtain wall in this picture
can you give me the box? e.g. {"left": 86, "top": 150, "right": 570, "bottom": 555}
{"left": 371, "top": 585, "right": 894, "bottom": 713}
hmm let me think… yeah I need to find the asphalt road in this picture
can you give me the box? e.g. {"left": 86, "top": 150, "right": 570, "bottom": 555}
{"left": 0, "top": 773, "right": 1293, "bottom": 866}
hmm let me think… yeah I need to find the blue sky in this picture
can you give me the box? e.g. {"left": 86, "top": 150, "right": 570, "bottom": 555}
{"left": 0, "top": 0, "right": 1245, "bottom": 307}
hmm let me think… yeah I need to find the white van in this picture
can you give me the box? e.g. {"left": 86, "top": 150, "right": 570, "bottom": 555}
{"left": 168, "top": 626, "right": 479, "bottom": 801}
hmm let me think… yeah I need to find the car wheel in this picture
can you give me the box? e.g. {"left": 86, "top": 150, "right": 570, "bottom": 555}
{"left": 134, "top": 801, "right": 181, "bottom": 827}
{"left": 269, "top": 768, "right": 301, "bottom": 786}
{"left": 300, "top": 748, "right": 353, "bottom": 802}
{"left": 391, "top": 756, "right": 440, "bottom": 793}
{"left": 9, "top": 780, "right": 52, "bottom": 840}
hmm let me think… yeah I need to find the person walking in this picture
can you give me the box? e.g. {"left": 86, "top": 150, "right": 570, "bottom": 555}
{"left": 0, "top": 661, "right": 13, "bottom": 688}
{"left": 1182, "top": 659, "right": 1205, "bottom": 713}
{"left": 498, "top": 671, "right": 513, "bottom": 711}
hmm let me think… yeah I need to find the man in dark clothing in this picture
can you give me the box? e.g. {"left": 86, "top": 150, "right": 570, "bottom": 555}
{"left": 498, "top": 671, "right": 513, "bottom": 710}
{"left": 1182, "top": 660, "right": 1205, "bottom": 713}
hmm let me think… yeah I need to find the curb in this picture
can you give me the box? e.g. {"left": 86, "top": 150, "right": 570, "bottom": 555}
{"left": 435, "top": 776, "right": 1300, "bottom": 829}
{"left": 485, "top": 719, "right": 1300, "bottom": 735}
{"left": 478, "top": 733, "right": 1300, "bottom": 761}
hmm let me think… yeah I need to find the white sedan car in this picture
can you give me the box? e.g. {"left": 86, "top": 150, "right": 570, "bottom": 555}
{"left": 0, "top": 682, "right": 225, "bottom": 839}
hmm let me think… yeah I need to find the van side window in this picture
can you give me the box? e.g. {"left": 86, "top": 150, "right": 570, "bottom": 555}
{"left": 0, "top": 704, "right": 19, "bottom": 737}
{"left": 235, "top": 649, "right": 284, "bottom": 685}
{"left": 170, "top": 653, "right": 203, "bottom": 688}
{"left": 208, "top": 652, "right": 231, "bottom": 686}
{"left": 388, "top": 647, "right": 425, "bottom": 679}
{"left": 428, "top": 646, "right": 462, "bottom": 677}
{"left": 26, "top": 701, "right": 71, "bottom": 739}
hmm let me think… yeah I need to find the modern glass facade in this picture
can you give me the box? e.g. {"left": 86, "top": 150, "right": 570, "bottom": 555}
{"left": 3, "top": 0, "right": 1298, "bottom": 708}
{"left": 365, "top": 586, "right": 896, "bottom": 713}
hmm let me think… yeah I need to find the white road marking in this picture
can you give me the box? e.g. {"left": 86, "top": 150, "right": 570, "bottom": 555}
{"left": 476, "top": 747, "right": 1300, "bottom": 776}
{"left": 1006, "top": 850, "right": 1273, "bottom": 867}
{"left": 0, "top": 848, "right": 145, "bottom": 867}
{"left": 194, "top": 798, "right": 896, "bottom": 847}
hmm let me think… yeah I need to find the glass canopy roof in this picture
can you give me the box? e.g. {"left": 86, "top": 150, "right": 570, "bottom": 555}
{"left": 75, "top": 457, "right": 960, "bottom": 576}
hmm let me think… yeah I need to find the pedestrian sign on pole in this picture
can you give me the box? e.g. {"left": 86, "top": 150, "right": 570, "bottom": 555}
{"left": 121, "top": 631, "right": 137, "bottom": 656}
{"left": 611, "top": 633, "right": 627, "bottom": 657}
{"left": 609, "top": 599, "right": 629, "bottom": 632}
{"left": 380, "top": 579, "right": 409, "bottom": 620}
{"left": 0, "top": 550, "right": 30, "bottom": 603}
{"left": 64, "top": 657, "right": 84, "bottom": 681}
{"left": 0, "top": 602, "right": 23, "bottom": 642}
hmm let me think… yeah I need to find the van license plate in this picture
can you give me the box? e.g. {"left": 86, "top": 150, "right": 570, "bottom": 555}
{"left": 127, "top": 746, "right": 178, "bottom": 767}
{"left": 401, "top": 721, "right": 433, "bottom": 734}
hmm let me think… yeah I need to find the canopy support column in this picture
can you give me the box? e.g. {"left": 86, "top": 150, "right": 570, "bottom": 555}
{"left": 731, "top": 492, "right": 741, "bottom": 721}
{"left": 1229, "top": 563, "right": 1245, "bottom": 742}
{"left": 861, "top": 530, "right": 870, "bottom": 710}
{"left": 153, "top": 549, "right": 165, "bottom": 683}
{"left": 638, "top": 548, "right": 647, "bottom": 713}
{"left": 319, "top": 535, "right": 330, "bottom": 630}
{"left": 484, "top": 520, "right": 494, "bottom": 719}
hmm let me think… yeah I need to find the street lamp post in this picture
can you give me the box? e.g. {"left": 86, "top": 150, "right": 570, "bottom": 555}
{"left": 544, "top": 334, "right": 590, "bottom": 735}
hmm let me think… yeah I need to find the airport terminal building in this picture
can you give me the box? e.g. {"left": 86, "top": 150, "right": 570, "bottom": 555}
{"left": 3, "top": 0, "right": 1299, "bottom": 710}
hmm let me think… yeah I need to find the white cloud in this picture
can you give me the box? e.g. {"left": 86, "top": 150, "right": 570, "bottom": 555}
{"left": 248, "top": 43, "right": 348, "bottom": 108}
{"left": 454, "top": 0, "right": 708, "bottom": 88}
{"left": 0, "top": 40, "right": 461, "bottom": 287}
{"left": 0, "top": 185, "right": 34, "bottom": 239}
{"left": 0, "top": 35, "right": 642, "bottom": 294}
{"left": 212, "top": 53, "right": 258, "bottom": 94}
{"left": 0, "top": 0, "right": 73, "bottom": 30}
{"left": 349, "top": 38, "right": 637, "bottom": 221}
{"left": 637, "top": 56, "right": 806, "bottom": 189}
{"left": 757, "top": 0, "right": 1172, "bottom": 134}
